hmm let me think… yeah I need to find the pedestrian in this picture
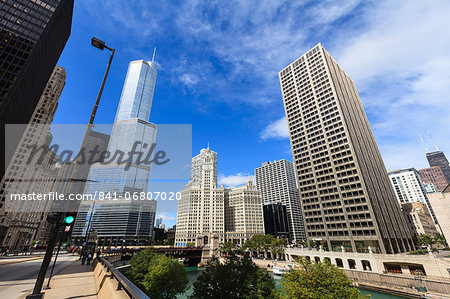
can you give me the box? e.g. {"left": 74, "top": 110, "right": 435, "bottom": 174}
{"left": 81, "top": 252, "right": 86, "bottom": 265}
{"left": 87, "top": 252, "right": 92, "bottom": 265}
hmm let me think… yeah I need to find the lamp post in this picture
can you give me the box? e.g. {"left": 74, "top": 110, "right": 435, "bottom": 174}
{"left": 82, "top": 37, "right": 115, "bottom": 244}
{"left": 89, "top": 37, "right": 115, "bottom": 125}
{"left": 27, "top": 38, "right": 115, "bottom": 299}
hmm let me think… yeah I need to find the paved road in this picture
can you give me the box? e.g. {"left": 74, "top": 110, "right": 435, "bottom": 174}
{"left": 0, "top": 253, "right": 78, "bottom": 299}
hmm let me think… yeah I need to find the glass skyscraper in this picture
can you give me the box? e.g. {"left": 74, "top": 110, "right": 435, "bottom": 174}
{"left": 72, "top": 60, "right": 158, "bottom": 245}
{"left": 0, "top": 0, "right": 74, "bottom": 177}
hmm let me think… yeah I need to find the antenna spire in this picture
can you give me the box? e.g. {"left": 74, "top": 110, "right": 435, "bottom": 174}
{"left": 419, "top": 133, "right": 429, "bottom": 153}
{"left": 428, "top": 131, "right": 440, "bottom": 151}
{"left": 207, "top": 142, "right": 210, "bottom": 150}
{"left": 152, "top": 47, "right": 156, "bottom": 62}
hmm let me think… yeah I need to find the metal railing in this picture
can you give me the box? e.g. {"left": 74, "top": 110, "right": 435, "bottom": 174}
{"left": 99, "top": 257, "right": 149, "bottom": 299}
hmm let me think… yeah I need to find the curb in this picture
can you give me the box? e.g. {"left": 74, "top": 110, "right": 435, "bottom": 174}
{"left": 0, "top": 256, "right": 43, "bottom": 266}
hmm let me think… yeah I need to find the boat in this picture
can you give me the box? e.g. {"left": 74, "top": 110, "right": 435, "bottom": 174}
{"left": 273, "top": 266, "right": 288, "bottom": 275}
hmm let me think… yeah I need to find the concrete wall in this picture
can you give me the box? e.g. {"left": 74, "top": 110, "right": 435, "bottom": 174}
{"left": 93, "top": 260, "right": 129, "bottom": 299}
{"left": 285, "top": 248, "right": 450, "bottom": 278}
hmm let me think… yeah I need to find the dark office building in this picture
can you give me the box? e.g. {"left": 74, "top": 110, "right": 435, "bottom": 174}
{"left": 426, "top": 151, "right": 450, "bottom": 183}
{"left": 0, "top": 0, "right": 74, "bottom": 177}
{"left": 263, "top": 203, "right": 290, "bottom": 240}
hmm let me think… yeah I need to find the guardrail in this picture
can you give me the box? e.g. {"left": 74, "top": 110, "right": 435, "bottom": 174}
{"left": 99, "top": 257, "right": 149, "bottom": 299}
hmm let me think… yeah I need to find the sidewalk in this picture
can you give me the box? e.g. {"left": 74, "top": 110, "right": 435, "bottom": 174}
{"left": 41, "top": 260, "right": 98, "bottom": 299}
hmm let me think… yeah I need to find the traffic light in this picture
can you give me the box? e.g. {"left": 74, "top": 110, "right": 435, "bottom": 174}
{"left": 63, "top": 215, "right": 75, "bottom": 224}
{"left": 63, "top": 212, "right": 76, "bottom": 225}
{"left": 46, "top": 212, "right": 62, "bottom": 223}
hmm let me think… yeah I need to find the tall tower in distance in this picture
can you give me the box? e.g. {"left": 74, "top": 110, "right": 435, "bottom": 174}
{"left": 425, "top": 138, "right": 450, "bottom": 183}
{"left": 279, "top": 43, "right": 414, "bottom": 254}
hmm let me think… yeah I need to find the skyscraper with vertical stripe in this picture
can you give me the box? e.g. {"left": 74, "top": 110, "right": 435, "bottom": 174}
{"left": 279, "top": 43, "right": 414, "bottom": 254}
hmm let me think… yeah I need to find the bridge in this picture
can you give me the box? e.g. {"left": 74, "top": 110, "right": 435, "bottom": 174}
{"left": 101, "top": 246, "right": 203, "bottom": 266}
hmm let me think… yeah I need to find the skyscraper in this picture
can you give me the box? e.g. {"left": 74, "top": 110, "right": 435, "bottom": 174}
{"left": 255, "top": 160, "right": 305, "bottom": 243}
{"left": 0, "top": 0, "right": 74, "bottom": 177}
{"left": 175, "top": 147, "right": 264, "bottom": 247}
{"left": 0, "top": 65, "right": 66, "bottom": 247}
{"left": 279, "top": 43, "right": 413, "bottom": 254}
{"left": 263, "top": 203, "right": 290, "bottom": 240}
{"left": 72, "top": 59, "right": 158, "bottom": 246}
{"left": 191, "top": 147, "right": 218, "bottom": 186}
{"left": 426, "top": 151, "right": 450, "bottom": 183}
{"left": 224, "top": 178, "right": 264, "bottom": 244}
{"left": 175, "top": 147, "right": 225, "bottom": 247}
{"left": 418, "top": 166, "right": 448, "bottom": 193}
{"left": 388, "top": 168, "right": 438, "bottom": 228}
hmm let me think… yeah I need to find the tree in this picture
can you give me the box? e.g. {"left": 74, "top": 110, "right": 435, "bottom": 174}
{"left": 191, "top": 254, "right": 277, "bottom": 299}
{"left": 433, "top": 233, "right": 448, "bottom": 247}
{"left": 271, "top": 238, "right": 286, "bottom": 260}
{"left": 126, "top": 249, "right": 188, "bottom": 298}
{"left": 416, "top": 234, "right": 434, "bottom": 247}
{"left": 243, "top": 234, "right": 276, "bottom": 258}
{"left": 219, "top": 241, "right": 236, "bottom": 256}
{"left": 281, "top": 257, "right": 367, "bottom": 299}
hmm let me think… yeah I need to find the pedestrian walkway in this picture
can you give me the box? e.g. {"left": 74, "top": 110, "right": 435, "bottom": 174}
{"left": 42, "top": 260, "right": 98, "bottom": 299}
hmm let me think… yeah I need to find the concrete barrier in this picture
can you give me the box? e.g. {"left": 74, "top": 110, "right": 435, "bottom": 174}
{"left": 93, "top": 260, "right": 129, "bottom": 299}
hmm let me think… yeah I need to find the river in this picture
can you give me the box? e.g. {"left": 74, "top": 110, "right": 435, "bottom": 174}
{"left": 177, "top": 267, "right": 409, "bottom": 298}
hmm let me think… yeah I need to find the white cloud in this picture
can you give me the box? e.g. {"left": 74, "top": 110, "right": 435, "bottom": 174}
{"left": 260, "top": 117, "right": 289, "bottom": 140}
{"left": 219, "top": 173, "right": 254, "bottom": 188}
{"left": 155, "top": 212, "right": 176, "bottom": 221}
{"left": 77, "top": 0, "right": 450, "bottom": 170}
{"left": 179, "top": 73, "right": 199, "bottom": 86}
{"left": 334, "top": 0, "right": 450, "bottom": 169}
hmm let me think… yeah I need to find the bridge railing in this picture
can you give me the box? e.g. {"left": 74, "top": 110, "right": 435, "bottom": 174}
{"left": 98, "top": 257, "right": 149, "bottom": 299}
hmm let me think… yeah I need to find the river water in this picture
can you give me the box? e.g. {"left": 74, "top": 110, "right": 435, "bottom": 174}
{"left": 177, "top": 267, "right": 408, "bottom": 298}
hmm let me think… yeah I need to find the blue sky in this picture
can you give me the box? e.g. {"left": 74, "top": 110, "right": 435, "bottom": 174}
{"left": 53, "top": 1, "right": 450, "bottom": 227}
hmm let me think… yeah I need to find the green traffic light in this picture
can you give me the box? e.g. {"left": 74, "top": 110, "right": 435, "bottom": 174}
{"left": 64, "top": 216, "right": 75, "bottom": 224}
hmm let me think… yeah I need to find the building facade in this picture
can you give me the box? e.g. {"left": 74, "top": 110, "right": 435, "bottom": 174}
{"left": 225, "top": 178, "right": 264, "bottom": 243}
{"left": 263, "top": 203, "right": 290, "bottom": 239}
{"left": 400, "top": 202, "right": 438, "bottom": 237}
{"left": 0, "top": 66, "right": 66, "bottom": 248}
{"left": 388, "top": 168, "right": 438, "bottom": 226}
{"left": 175, "top": 147, "right": 264, "bottom": 247}
{"left": 418, "top": 166, "right": 448, "bottom": 193}
{"left": 175, "top": 147, "right": 225, "bottom": 247}
{"left": 71, "top": 59, "right": 158, "bottom": 245}
{"left": 279, "top": 43, "right": 413, "bottom": 254}
{"left": 426, "top": 151, "right": 450, "bottom": 183}
{"left": 0, "top": 0, "right": 74, "bottom": 178}
{"left": 255, "top": 160, "right": 305, "bottom": 242}
{"left": 427, "top": 185, "right": 450, "bottom": 245}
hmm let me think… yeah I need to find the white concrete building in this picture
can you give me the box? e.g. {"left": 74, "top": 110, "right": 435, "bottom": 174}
{"left": 427, "top": 185, "right": 450, "bottom": 245}
{"left": 175, "top": 147, "right": 264, "bottom": 247}
{"left": 255, "top": 160, "right": 305, "bottom": 243}
{"left": 225, "top": 178, "right": 265, "bottom": 243}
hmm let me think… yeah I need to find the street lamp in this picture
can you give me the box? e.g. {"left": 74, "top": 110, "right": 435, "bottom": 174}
{"left": 27, "top": 37, "right": 116, "bottom": 299}
{"left": 82, "top": 36, "right": 115, "bottom": 243}
{"left": 88, "top": 37, "right": 115, "bottom": 125}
